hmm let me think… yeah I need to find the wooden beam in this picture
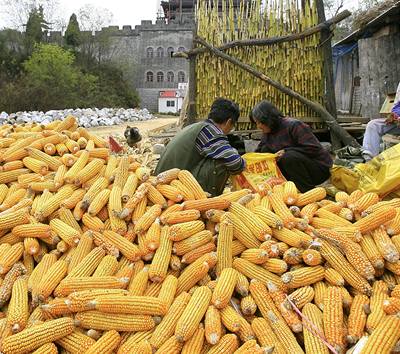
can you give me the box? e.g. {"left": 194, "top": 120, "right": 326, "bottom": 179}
{"left": 316, "top": 0, "right": 341, "bottom": 150}
{"left": 173, "top": 10, "right": 351, "bottom": 58}
{"left": 194, "top": 35, "right": 360, "bottom": 148}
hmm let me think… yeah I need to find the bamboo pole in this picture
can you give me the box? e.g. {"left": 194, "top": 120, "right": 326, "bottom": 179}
{"left": 194, "top": 35, "right": 360, "bottom": 148}
{"left": 173, "top": 10, "right": 351, "bottom": 58}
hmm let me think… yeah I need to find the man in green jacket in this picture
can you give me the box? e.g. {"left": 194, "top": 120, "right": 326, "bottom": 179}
{"left": 154, "top": 98, "right": 245, "bottom": 196}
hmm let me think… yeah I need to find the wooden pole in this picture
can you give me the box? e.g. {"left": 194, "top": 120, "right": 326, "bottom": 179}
{"left": 194, "top": 35, "right": 360, "bottom": 147}
{"left": 316, "top": 0, "right": 341, "bottom": 150}
{"left": 173, "top": 10, "right": 351, "bottom": 58}
{"left": 186, "top": 26, "right": 197, "bottom": 127}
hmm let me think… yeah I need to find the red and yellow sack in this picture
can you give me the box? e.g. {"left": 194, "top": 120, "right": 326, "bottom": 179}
{"left": 232, "top": 153, "right": 285, "bottom": 191}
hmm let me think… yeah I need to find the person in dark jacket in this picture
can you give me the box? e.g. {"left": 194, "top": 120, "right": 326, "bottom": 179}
{"left": 154, "top": 98, "right": 245, "bottom": 196}
{"left": 250, "top": 100, "right": 332, "bottom": 192}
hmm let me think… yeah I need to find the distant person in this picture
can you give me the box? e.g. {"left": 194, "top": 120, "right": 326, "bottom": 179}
{"left": 154, "top": 98, "right": 245, "bottom": 196}
{"left": 250, "top": 100, "right": 332, "bottom": 192}
{"left": 362, "top": 82, "right": 400, "bottom": 160}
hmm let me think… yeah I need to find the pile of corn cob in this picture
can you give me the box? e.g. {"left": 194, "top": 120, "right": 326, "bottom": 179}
{"left": 2, "top": 117, "right": 400, "bottom": 353}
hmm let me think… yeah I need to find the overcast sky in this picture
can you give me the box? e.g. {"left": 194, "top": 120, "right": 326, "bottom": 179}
{"left": 0, "top": 0, "right": 361, "bottom": 30}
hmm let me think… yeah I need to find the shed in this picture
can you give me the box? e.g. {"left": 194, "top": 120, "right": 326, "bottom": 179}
{"left": 333, "top": 0, "right": 400, "bottom": 119}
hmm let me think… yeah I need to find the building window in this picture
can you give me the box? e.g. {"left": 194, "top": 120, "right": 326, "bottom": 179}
{"left": 157, "top": 47, "right": 164, "bottom": 58}
{"left": 167, "top": 100, "right": 175, "bottom": 107}
{"left": 167, "top": 47, "right": 174, "bottom": 57}
{"left": 178, "top": 46, "right": 185, "bottom": 52}
{"left": 178, "top": 71, "right": 185, "bottom": 83}
{"left": 146, "top": 71, "right": 153, "bottom": 82}
{"left": 146, "top": 47, "right": 153, "bottom": 58}
{"left": 167, "top": 71, "right": 174, "bottom": 82}
{"left": 157, "top": 71, "right": 164, "bottom": 82}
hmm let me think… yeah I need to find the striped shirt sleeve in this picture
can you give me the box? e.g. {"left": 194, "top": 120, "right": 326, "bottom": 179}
{"left": 195, "top": 122, "right": 245, "bottom": 173}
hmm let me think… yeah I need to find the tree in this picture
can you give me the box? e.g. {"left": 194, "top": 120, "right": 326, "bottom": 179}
{"left": 77, "top": 4, "right": 114, "bottom": 32}
{"left": 65, "top": 13, "right": 81, "bottom": 48}
{"left": 0, "top": 0, "right": 64, "bottom": 31}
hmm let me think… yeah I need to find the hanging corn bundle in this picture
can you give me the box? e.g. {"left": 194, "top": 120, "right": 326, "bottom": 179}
{"left": 195, "top": 0, "right": 325, "bottom": 131}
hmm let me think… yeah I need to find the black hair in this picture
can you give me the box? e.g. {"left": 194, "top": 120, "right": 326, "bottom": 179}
{"left": 208, "top": 98, "right": 240, "bottom": 124}
{"left": 249, "top": 100, "right": 284, "bottom": 133}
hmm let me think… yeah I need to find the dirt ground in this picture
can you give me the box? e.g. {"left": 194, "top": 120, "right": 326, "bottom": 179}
{"left": 87, "top": 117, "right": 179, "bottom": 139}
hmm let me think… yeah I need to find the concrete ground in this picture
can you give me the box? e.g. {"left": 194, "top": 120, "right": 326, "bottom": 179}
{"left": 87, "top": 117, "right": 179, "bottom": 139}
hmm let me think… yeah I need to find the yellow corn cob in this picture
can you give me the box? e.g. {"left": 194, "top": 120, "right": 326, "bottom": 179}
{"left": 121, "top": 174, "right": 138, "bottom": 203}
{"left": 240, "top": 295, "right": 257, "bottom": 316}
{"left": 212, "top": 267, "right": 238, "bottom": 309}
{"left": 360, "top": 315, "right": 400, "bottom": 354}
{"left": 267, "top": 281, "right": 302, "bottom": 333}
{"left": 251, "top": 317, "right": 286, "bottom": 354}
{"left": 148, "top": 226, "right": 173, "bottom": 282}
{"left": 135, "top": 204, "right": 162, "bottom": 234}
{"left": 281, "top": 266, "right": 324, "bottom": 289}
{"left": 315, "top": 208, "right": 352, "bottom": 227}
{"left": 252, "top": 206, "right": 283, "bottom": 230}
{"left": 169, "top": 220, "right": 206, "bottom": 242}
{"left": 149, "top": 292, "right": 191, "bottom": 349}
{"left": 161, "top": 210, "right": 200, "bottom": 225}
{"left": 241, "top": 248, "right": 269, "bottom": 265}
{"left": 358, "top": 233, "right": 385, "bottom": 269}
{"left": 24, "top": 237, "right": 40, "bottom": 255}
{"left": 22, "top": 156, "right": 48, "bottom": 175}
{"left": 354, "top": 206, "right": 396, "bottom": 234}
{"left": 371, "top": 227, "right": 399, "bottom": 263}
{"left": 55, "top": 276, "right": 128, "bottom": 297}
{"left": 56, "top": 330, "right": 96, "bottom": 353}
{"left": 207, "top": 333, "right": 239, "bottom": 354}
{"left": 347, "top": 294, "right": 369, "bottom": 343}
{"left": 86, "top": 189, "right": 110, "bottom": 217}
{"left": 66, "top": 289, "right": 128, "bottom": 312}
{"left": 6, "top": 277, "right": 28, "bottom": 333}
{"left": 156, "top": 168, "right": 180, "bottom": 184}
{"left": 323, "top": 286, "right": 344, "bottom": 353}
{"left": 301, "top": 303, "right": 329, "bottom": 354}
{"left": 91, "top": 294, "right": 167, "bottom": 316}
{"left": 262, "top": 258, "right": 288, "bottom": 275}
{"left": 0, "top": 168, "right": 31, "bottom": 184}
{"left": 31, "top": 343, "right": 58, "bottom": 354}
{"left": 215, "top": 217, "right": 234, "bottom": 274}
{"left": 154, "top": 335, "right": 183, "bottom": 354}
{"left": 319, "top": 241, "right": 372, "bottom": 295}
{"left": 66, "top": 247, "right": 105, "bottom": 278}
{"left": 0, "top": 208, "right": 29, "bottom": 231}
{"left": 68, "top": 232, "right": 93, "bottom": 273}
{"left": 43, "top": 142, "right": 56, "bottom": 155}
{"left": 176, "top": 255, "right": 214, "bottom": 295}
{"left": 59, "top": 207, "right": 82, "bottom": 232}
{"left": 33, "top": 259, "right": 68, "bottom": 302}
{"left": 175, "top": 286, "right": 212, "bottom": 342}
{"left": 181, "top": 323, "right": 204, "bottom": 354}
{"left": 102, "top": 230, "right": 140, "bottom": 261}
{"left": 383, "top": 297, "right": 400, "bottom": 315}
{"left": 25, "top": 147, "right": 62, "bottom": 171}
{"left": 92, "top": 255, "right": 118, "bottom": 277}
{"left": 283, "top": 247, "right": 303, "bottom": 265}
{"left": 218, "top": 305, "right": 241, "bottom": 333}
{"left": 349, "top": 192, "right": 379, "bottom": 212}
{"left": 156, "top": 184, "right": 184, "bottom": 202}
{"left": 83, "top": 330, "right": 120, "bottom": 354}
{"left": 301, "top": 249, "right": 321, "bottom": 266}
{"left": 144, "top": 220, "right": 161, "bottom": 251}
{"left": 74, "top": 159, "right": 104, "bottom": 186}
{"left": 82, "top": 213, "right": 105, "bottom": 231}
{"left": 75, "top": 311, "right": 155, "bottom": 331}
{"left": 325, "top": 268, "right": 345, "bottom": 286}
{"left": 60, "top": 188, "right": 85, "bottom": 209}
{"left": 61, "top": 153, "right": 77, "bottom": 167}
{"left": 233, "top": 258, "right": 284, "bottom": 290}
{"left": 272, "top": 227, "right": 312, "bottom": 248}
{"left": 170, "top": 179, "right": 196, "bottom": 201}
{"left": 177, "top": 170, "right": 207, "bottom": 199}
{"left": 366, "top": 280, "right": 389, "bottom": 332}
{"left": 204, "top": 305, "right": 222, "bottom": 345}
{"left": 2, "top": 317, "right": 74, "bottom": 354}
{"left": 181, "top": 242, "right": 216, "bottom": 264}
{"left": 296, "top": 187, "right": 327, "bottom": 207}
{"left": 335, "top": 191, "right": 349, "bottom": 205}
{"left": 0, "top": 242, "right": 24, "bottom": 274}
{"left": 224, "top": 212, "right": 261, "bottom": 249}
{"left": 49, "top": 218, "right": 80, "bottom": 246}
{"left": 12, "top": 223, "right": 51, "bottom": 239}
{"left": 283, "top": 181, "right": 298, "bottom": 205}
{"left": 117, "top": 329, "right": 154, "bottom": 354}
{"left": 173, "top": 230, "right": 213, "bottom": 255}
{"left": 266, "top": 309, "right": 305, "bottom": 354}
{"left": 158, "top": 274, "right": 178, "bottom": 310}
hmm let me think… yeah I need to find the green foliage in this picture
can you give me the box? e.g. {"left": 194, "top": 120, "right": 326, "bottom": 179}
{"left": 65, "top": 13, "right": 81, "bottom": 48}
{"left": 0, "top": 43, "right": 139, "bottom": 112}
{"left": 25, "top": 5, "right": 50, "bottom": 54}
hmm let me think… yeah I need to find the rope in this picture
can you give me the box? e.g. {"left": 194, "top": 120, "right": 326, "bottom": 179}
{"left": 285, "top": 295, "right": 339, "bottom": 354}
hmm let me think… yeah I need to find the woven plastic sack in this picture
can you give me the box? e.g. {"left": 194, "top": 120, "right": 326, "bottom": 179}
{"left": 232, "top": 152, "right": 285, "bottom": 192}
{"left": 331, "top": 143, "right": 400, "bottom": 197}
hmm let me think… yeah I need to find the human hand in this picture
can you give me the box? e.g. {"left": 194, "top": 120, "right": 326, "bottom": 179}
{"left": 275, "top": 149, "right": 285, "bottom": 160}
